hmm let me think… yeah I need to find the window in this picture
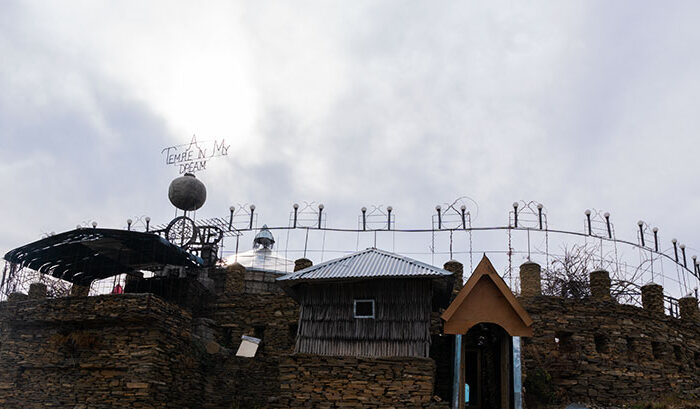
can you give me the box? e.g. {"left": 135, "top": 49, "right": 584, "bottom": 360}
{"left": 673, "top": 345, "right": 682, "bottom": 361}
{"left": 651, "top": 341, "right": 662, "bottom": 359}
{"left": 555, "top": 331, "right": 575, "bottom": 353}
{"left": 626, "top": 337, "right": 637, "bottom": 356}
{"left": 354, "top": 299, "right": 375, "bottom": 318}
{"left": 253, "top": 325, "right": 265, "bottom": 339}
{"left": 594, "top": 334, "right": 609, "bottom": 354}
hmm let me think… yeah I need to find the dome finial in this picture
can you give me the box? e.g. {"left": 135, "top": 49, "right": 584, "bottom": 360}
{"left": 253, "top": 224, "right": 275, "bottom": 249}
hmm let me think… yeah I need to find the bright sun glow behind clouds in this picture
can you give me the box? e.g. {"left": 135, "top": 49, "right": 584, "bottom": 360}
{"left": 24, "top": 1, "right": 259, "bottom": 147}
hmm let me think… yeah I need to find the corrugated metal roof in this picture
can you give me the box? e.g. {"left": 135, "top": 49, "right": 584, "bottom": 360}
{"left": 277, "top": 248, "right": 452, "bottom": 282}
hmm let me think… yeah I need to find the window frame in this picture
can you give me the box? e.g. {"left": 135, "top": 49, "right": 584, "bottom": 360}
{"left": 353, "top": 299, "right": 375, "bottom": 319}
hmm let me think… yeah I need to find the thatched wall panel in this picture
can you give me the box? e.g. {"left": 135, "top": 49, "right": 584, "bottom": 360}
{"left": 295, "top": 279, "right": 433, "bottom": 357}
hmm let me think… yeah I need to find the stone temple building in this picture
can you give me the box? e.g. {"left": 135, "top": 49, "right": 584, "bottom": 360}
{"left": 1, "top": 174, "right": 699, "bottom": 408}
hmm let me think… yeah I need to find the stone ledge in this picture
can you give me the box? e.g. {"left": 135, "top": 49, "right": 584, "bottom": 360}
{"left": 0, "top": 293, "right": 191, "bottom": 328}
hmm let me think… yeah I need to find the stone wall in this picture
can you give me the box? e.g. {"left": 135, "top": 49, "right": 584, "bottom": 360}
{"left": 207, "top": 264, "right": 300, "bottom": 407}
{"left": 243, "top": 268, "right": 286, "bottom": 294}
{"left": 276, "top": 354, "right": 448, "bottom": 408}
{"left": 0, "top": 263, "right": 302, "bottom": 409}
{"left": 0, "top": 294, "right": 206, "bottom": 409}
{"left": 520, "top": 295, "right": 700, "bottom": 406}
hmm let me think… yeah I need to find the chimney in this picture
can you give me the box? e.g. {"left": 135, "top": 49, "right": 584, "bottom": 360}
{"left": 520, "top": 261, "right": 541, "bottom": 297}
{"left": 589, "top": 270, "right": 611, "bottom": 301}
{"left": 641, "top": 283, "right": 664, "bottom": 315}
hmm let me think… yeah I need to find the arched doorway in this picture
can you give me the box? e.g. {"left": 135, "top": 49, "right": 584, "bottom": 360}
{"left": 442, "top": 256, "right": 533, "bottom": 409}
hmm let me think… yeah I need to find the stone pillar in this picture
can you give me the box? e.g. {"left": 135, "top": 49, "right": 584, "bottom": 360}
{"left": 641, "top": 283, "right": 664, "bottom": 315}
{"left": 679, "top": 296, "right": 699, "bottom": 321}
{"left": 28, "top": 282, "right": 47, "bottom": 299}
{"left": 294, "top": 258, "right": 313, "bottom": 272}
{"left": 589, "top": 270, "right": 611, "bottom": 301}
{"left": 519, "top": 261, "right": 541, "bottom": 297}
{"left": 70, "top": 283, "right": 90, "bottom": 297}
{"left": 225, "top": 263, "right": 245, "bottom": 294}
{"left": 444, "top": 260, "right": 464, "bottom": 294}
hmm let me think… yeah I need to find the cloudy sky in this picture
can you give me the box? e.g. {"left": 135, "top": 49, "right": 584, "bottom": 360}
{"left": 1, "top": 1, "right": 699, "bottom": 289}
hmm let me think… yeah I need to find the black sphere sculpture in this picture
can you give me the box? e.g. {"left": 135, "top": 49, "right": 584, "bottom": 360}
{"left": 168, "top": 173, "right": 207, "bottom": 211}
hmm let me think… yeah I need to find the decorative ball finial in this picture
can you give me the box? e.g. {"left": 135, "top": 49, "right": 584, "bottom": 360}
{"left": 168, "top": 173, "right": 207, "bottom": 211}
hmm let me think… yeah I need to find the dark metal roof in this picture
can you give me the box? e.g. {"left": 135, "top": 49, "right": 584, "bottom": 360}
{"left": 3, "top": 228, "right": 204, "bottom": 285}
{"left": 278, "top": 248, "right": 453, "bottom": 283}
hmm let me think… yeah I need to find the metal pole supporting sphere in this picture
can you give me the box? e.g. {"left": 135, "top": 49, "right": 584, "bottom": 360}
{"left": 672, "top": 239, "right": 679, "bottom": 262}
{"left": 293, "top": 203, "right": 299, "bottom": 228}
{"left": 318, "top": 204, "right": 324, "bottom": 228}
{"left": 585, "top": 210, "right": 592, "bottom": 235}
{"left": 680, "top": 244, "right": 687, "bottom": 268}
{"left": 361, "top": 207, "right": 367, "bottom": 231}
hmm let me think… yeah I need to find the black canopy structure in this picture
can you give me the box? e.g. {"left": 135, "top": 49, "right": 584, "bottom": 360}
{"left": 3, "top": 228, "right": 204, "bottom": 285}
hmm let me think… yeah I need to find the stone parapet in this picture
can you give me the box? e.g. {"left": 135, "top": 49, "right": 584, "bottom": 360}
{"left": 7, "top": 292, "right": 27, "bottom": 302}
{"left": 520, "top": 295, "right": 700, "bottom": 406}
{"left": 0, "top": 293, "right": 191, "bottom": 327}
{"left": 70, "top": 283, "right": 90, "bottom": 297}
{"left": 0, "top": 293, "right": 203, "bottom": 408}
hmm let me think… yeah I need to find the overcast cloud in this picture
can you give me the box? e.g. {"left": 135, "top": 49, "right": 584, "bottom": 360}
{"left": 1, "top": 1, "right": 699, "bottom": 285}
